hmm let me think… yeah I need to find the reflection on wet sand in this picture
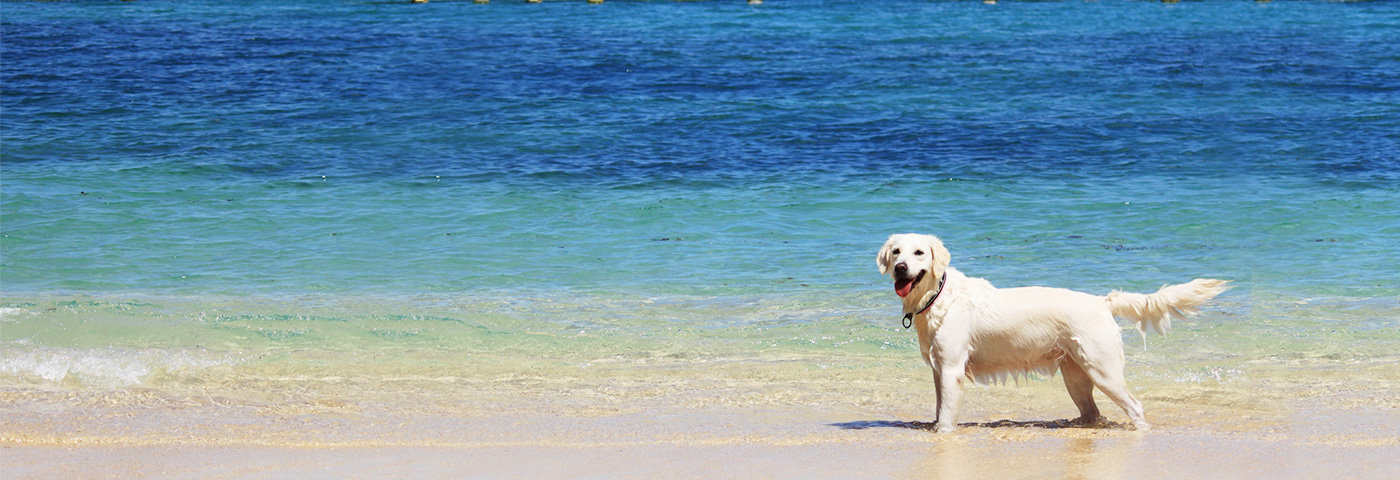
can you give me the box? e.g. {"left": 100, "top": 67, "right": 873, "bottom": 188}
{"left": 910, "top": 434, "right": 1139, "bottom": 480}
{"left": 1064, "top": 436, "right": 1136, "bottom": 480}
{"left": 828, "top": 419, "right": 1142, "bottom": 479}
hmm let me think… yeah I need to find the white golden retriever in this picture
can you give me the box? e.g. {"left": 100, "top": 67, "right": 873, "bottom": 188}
{"left": 876, "top": 233, "right": 1229, "bottom": 432}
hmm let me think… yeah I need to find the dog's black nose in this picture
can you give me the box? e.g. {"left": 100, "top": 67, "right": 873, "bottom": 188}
{"left": 894, "top": 262, "right": 908, "bottom": 275}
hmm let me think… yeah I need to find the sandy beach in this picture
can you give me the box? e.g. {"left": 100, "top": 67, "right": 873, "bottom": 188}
{"left": 5, "top": 358, "right": 1398, "bottom": 479}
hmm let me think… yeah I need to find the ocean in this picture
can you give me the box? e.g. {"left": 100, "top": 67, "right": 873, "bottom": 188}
{"left": 2, "top": 0, "right": 1398, "bottom": 440}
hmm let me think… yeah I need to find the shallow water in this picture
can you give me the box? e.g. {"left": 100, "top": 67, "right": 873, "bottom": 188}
{"left": 3, "top": 1, "right": 1399, "bottom": 428}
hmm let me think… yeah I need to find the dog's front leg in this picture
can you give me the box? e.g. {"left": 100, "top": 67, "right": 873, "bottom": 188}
{"left": 929, "top": 326, "right": 970, "bottom": 433}
{"left": 934, "top": 360, "right": 966, "bottom": 433}
{"left": 929, "top": 337, "right": 974, "bottom": 433}
{"left": 917, "top": 319, "right": 942, "bottom": 427}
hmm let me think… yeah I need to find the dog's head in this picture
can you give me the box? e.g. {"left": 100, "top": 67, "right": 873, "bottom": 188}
{"left": 876, "top": 234, "right": 951, "bottom": 299}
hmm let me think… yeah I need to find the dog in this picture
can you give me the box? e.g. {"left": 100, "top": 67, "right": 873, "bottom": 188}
{"left": 876, "top": 233, "right": 1229, "bottom": 432}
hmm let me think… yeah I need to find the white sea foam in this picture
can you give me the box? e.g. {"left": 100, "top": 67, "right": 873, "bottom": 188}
{"left": 0, "top": 347, "right": 239, "bottom": 388}
{"left": 1140, "top": 366, "right": 1244, "bottom": 384}
{"left": 0, "top": 307, "right": 34, "bottom": 322}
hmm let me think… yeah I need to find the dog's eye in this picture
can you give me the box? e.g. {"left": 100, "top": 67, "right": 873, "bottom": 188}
{"left": 914, "top": 250, "right": 924, "bottom": 256}
{"left": 891, "top": 249, "right": 900, "bottom": 255}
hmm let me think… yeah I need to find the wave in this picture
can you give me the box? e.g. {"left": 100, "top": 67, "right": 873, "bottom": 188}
{"left": 0, "top": 345, "right": 242, "bottom": 388}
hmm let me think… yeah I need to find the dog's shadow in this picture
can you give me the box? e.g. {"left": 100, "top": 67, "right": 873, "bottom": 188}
{"left": 830, "top": 418, "right": 1127, "bottom": 431}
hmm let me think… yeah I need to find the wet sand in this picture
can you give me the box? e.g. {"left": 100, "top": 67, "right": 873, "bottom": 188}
{"left": 8, "top": 432, "right": 1396, "bottom": 480}
{"left": 4, "top": 366, "right": 1398, "bottom": 479}
{"left": 4, "top": 412, "right": 1398, "bottom": 479}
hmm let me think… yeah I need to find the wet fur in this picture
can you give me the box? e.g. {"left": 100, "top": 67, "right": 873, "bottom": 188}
{"left": 877, "top": 233, "right": 1229, "bottom": 432}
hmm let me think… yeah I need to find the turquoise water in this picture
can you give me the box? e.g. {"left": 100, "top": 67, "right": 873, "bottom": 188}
{"left": 3, "top": 0, "right": 1399, "bottom": 391}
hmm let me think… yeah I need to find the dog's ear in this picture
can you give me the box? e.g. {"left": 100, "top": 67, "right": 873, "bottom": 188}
{"left": 876, "top": 238, "right": 894, "bottom": 275}
{"left": 926, "top": 235, "right": 951, "bottom": 277}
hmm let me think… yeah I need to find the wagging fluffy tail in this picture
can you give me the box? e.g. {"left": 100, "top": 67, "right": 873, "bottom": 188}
{"left": 1107, "top": 279, "right": 1231, "bottom": 346}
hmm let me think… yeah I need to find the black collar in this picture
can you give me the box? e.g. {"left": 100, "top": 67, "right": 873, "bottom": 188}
{"left": 902, "top": 271, "right": 948, "bottom": 329}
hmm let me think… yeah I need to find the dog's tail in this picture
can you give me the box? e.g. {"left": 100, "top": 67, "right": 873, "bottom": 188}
{"left": 1107, "top": 279, "right": 1231, "bottom": 347}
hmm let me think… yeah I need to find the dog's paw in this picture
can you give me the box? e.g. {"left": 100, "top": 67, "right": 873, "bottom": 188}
{"left": 1069, "top": 416, "right": 1099, "bottom": 426}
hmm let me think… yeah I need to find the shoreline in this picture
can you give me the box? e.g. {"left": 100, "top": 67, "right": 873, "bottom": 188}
{"left": 5, "top": 296, "right": 1398, "bottom": 478}
{"left": 5, "top": 370, "right": 1399, "bottom": 479}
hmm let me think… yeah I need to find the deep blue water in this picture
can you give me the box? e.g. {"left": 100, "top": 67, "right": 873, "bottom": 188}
{"left": 2, "top": 2, "right": 1399, "bottom": 385}
{"left": 5, "top": 1, "right": 1399, "bottom": 181}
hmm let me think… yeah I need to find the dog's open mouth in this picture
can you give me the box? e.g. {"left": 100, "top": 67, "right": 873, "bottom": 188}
{"left": 895, "top": 270, "right": 925, "bottom": 298}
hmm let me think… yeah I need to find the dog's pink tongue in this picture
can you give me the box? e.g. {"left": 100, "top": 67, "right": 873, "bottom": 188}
{"left": 895, "top": 279, "right": 913, "bottom": 298}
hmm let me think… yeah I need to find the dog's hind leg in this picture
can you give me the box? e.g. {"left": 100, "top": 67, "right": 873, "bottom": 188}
{"left": 1082, "top": 354, "right": 1148, "bottom": 429}
{"left": 1059, "top": 358, "right": 1100, "bottom": 425}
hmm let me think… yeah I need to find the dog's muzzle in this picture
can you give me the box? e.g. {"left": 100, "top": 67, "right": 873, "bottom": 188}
{"left": 893, "top": 263, "right": 925, "bottom": 298}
